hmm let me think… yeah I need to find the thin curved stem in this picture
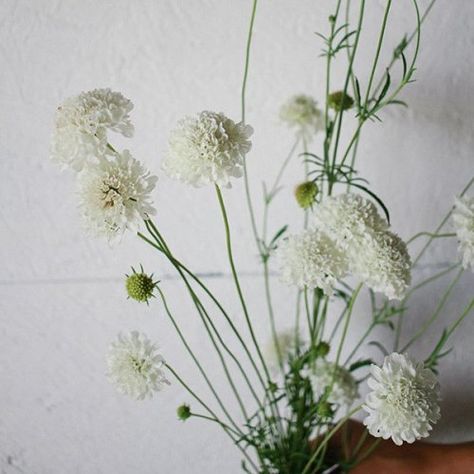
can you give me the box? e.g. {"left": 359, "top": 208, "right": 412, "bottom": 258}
{"left": 407, "top": 232, "right": 456, "bottom": 245}
{"left": 140, "top": 226, "right": 265, "bottom": 410}
{"left": 241, "top": 0, "right": 261, "bottom": 255}
{"left": 401, "top": 267, "right": 464, "bottom": 352}
{"left": 157, "top": 288, "right": 242, "bottom": 434}
{"left": 166, "top": 364, "right": 258, "bottom": 472}
{"left": 215, "top": 185, "right": 272, "bottom": 383}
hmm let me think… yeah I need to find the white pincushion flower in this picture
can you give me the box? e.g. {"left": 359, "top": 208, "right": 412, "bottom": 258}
{"left": 276, "top": 229, "right": 349, "bottom": 295}
{"left": 312, "top": 193, "right": 388, "bottom": 248}
{"left": 453, "top": 196, "right": 474, "bottom": 271}
{"left": 51, "top": 88, "right": 134, "bottom": 171}
{"left": 363, "top": 353, "right": 440, "bottom": 446}
{"left": 279, "top": 94, "right": 324, "bottom": 137}
{"left": 352, "top": 231, "right": 411, "bottom": 300}
{"left": 312, "top": 194, "right": 411, "bottom": 299}
{"left": 307, "top": 359, "right": 359, "bottom": 407}
{"left": 78, "top": 150, "right": 157, "bottom": 241}
{"left": 107, "top": 331, "right": 170, "bottom": 400}
{"left": 162, "top": 111, "right": 253, "bottom": 187}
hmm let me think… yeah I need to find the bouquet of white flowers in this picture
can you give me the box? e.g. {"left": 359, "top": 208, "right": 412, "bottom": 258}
{"left": 50, "top": 1, "right": 473, "bottom": 472}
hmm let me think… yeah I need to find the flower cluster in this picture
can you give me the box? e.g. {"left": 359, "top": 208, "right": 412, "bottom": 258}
{"left": 279, "top": 94, "right": 324, "bottom": 138}
{"left": 363, "top": 353, "right": 440, "bottom": 445}
{"left": 453, "top": 196, "right": 474, "bottom": 271}
{"left": 162, "top": 111, "right": 253, "bottom": 187}
{"left": 51, "top": 90, "right": 157, "bottom": 242}
{"left": 278, "top": 194, "right": 411, "bottom": 299}
{"left": 107, "top": 331, "right": 170, "bottom": 400}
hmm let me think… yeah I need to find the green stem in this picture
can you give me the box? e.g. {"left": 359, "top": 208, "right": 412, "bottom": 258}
{"left": 140, "top": 222, "right": 267, "bottom": 393}
{"left": 140, "top": 227, "right": 264, "bottom": 411}
{"left": 215, "top": 185, "right": 272, "bottom": 383}
{"left": 157, "top": 287, "right": 242, "bottom": 434}
{"left": 301, "top": 404, "right": 364, "bottom": 474}
{"left": 334, "top": 284, "right": 363, "bottom": 369}
{"left": 166, "top": 365, "right": 258, "bottom": 472}
{"left": 407, "top": 232, "right": 456, "bottom": 245}
{"left": 328, "top": 0, "right": 365, "bottom": 194}
{"left": 241, "top": 0, "right": 261, "bottom": 255}
{"left": 401, "top": 267, "right": 464, "bottom": 352}
{"left": 363, "top": 0, "right": 392, "bottom": 106}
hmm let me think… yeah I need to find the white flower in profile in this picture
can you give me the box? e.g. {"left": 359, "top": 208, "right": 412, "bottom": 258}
{"left": 352, "top": 231, "right": 412, "bottom": 300}
{"left": 279, "top": 94, "right": 324, "bottom": 138}
{"left": 307, "top": 359, "right": 359, "bottom": 407}
{"left": 452, "top": 196, "right": 474, "bottom": 271}
{"left": 363, "top": 353, "right": 440, "bottom": 446}
{"left": 77, "top": 150, "right": 157, "bottom": 242}
{"left": 276, "top": 229, "right": 349, "bottom": 295}
{"left": 162, "top": 111, "right": 253, "bottom": 187}
{"left": 51, "top": 88, "right": 134, "bottom": 171}
{"left": 107, "top": 331, "right": 170, "bottom": 400}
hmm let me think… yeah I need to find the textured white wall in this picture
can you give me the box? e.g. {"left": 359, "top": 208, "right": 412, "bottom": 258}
{"left": 1, "top": 0, "right": 473, "bottom": 473}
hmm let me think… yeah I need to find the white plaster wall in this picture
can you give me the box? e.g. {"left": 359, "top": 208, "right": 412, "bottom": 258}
{"left": 1, "top": 0, "right": 473, "bottom": 472}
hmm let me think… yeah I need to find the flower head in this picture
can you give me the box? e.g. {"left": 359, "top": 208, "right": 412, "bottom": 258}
{"left": 312, "top": 194, "right": 411, "bottom": 299}
{"left": 351, "top": 231, "right": 411, "bottom": 300}
{"left": 295, "top": 181, "right": 319, "bottom": 209}
{"left": 363, "top": 353, "right": 441, "bottom": 445}
{"left": 312, "top": 194, "right": 388, "bottom": 248}
{"left": 162, "top": 111, "right": 253, "bottom": 187}
{"left": 77, "top": 150, "right": 157, "bottom": 242}
{"left": 107, "top": 331, "right": 170, "bottom": 400}
{"left": 51, "top": 88, "right": 134, "bottom": 171}
{"left": 126, "top": 266, "right": 157, "bottom": 303}
{"left": 453, "top": 196, "right": 474, "bottom": 271}
{"left": 276, "top": 229, "right": 349, "bottom": 295}
{"left": 279, "top": 94, "right": 324, "bottom": 137}
{"left": 307, "top": 359, "right": 359, "bottom": 407}
{"left": 328, "top": 90, "right": 354, "bottom": 111}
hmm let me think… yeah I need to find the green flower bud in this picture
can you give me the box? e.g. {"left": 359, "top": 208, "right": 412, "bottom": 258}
{"left": 314, "top": 341, "right": 330, "bottom": 358}
{"left": 328, "top": 90, "right": 354, "bottom": 111}
{"left": 317, "top": 400, "right": 334, "bottom": 419}
{"left": 125, "top": 266, "right": 157, "bottom": 303}
{"left": 295, "top": 181, "right": 319, "bottom": 209}
{"left": 177, "top": 404, "right": 191, "bottom": 421}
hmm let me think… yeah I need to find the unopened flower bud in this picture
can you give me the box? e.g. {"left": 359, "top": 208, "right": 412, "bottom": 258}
{"left": 317, "top": 400, "right": 334, "bottom": 419}
{"left": 125, "top": 266, "right": 156, "bottom": 303}
{"left": 177, "top": 404, "right": 191, "bottom": 421}
{"left": 295, "top": 181, "right": 319, "bottom": 209}
{"left": 314, "top": 341, "right": 330, "bottom": 358}
{"left": 328, "top": 91, "right": 354, "bottom": 111}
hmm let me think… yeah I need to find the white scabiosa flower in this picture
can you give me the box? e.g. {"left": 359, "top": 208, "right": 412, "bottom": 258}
{"left": 51, "top": 88, "right": 134, "bottom": 171}
{"left": 352, "top": 231, "right": 412, "bottom": 300}
{"left": 312, "top": 193, "right": 388, "bottom": 248}
{"left": 77, "top": 150, "right": 157, "bottom": 242}
{"left": 276, "top": 229, "right": 349, "bottom": 295}
{"left": 312, "top": 194, "right": 411, "bottom": 299}
{"left": 279, "top": 94, "right": 324, "bottom": 138}
{"left": 307, "top": 359, "right": 359, "bottom": 407}
{"left": 453, "top": 196, "right": 474, "bottom": 271}
{"left": 363, "top": 353, "right": 440, "bottom": 446}
{"left": 107, "top": 331, "right": 170, "bottom": 400}
{"left": 162, "top": 111, "right": 253, "bottom": 187}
